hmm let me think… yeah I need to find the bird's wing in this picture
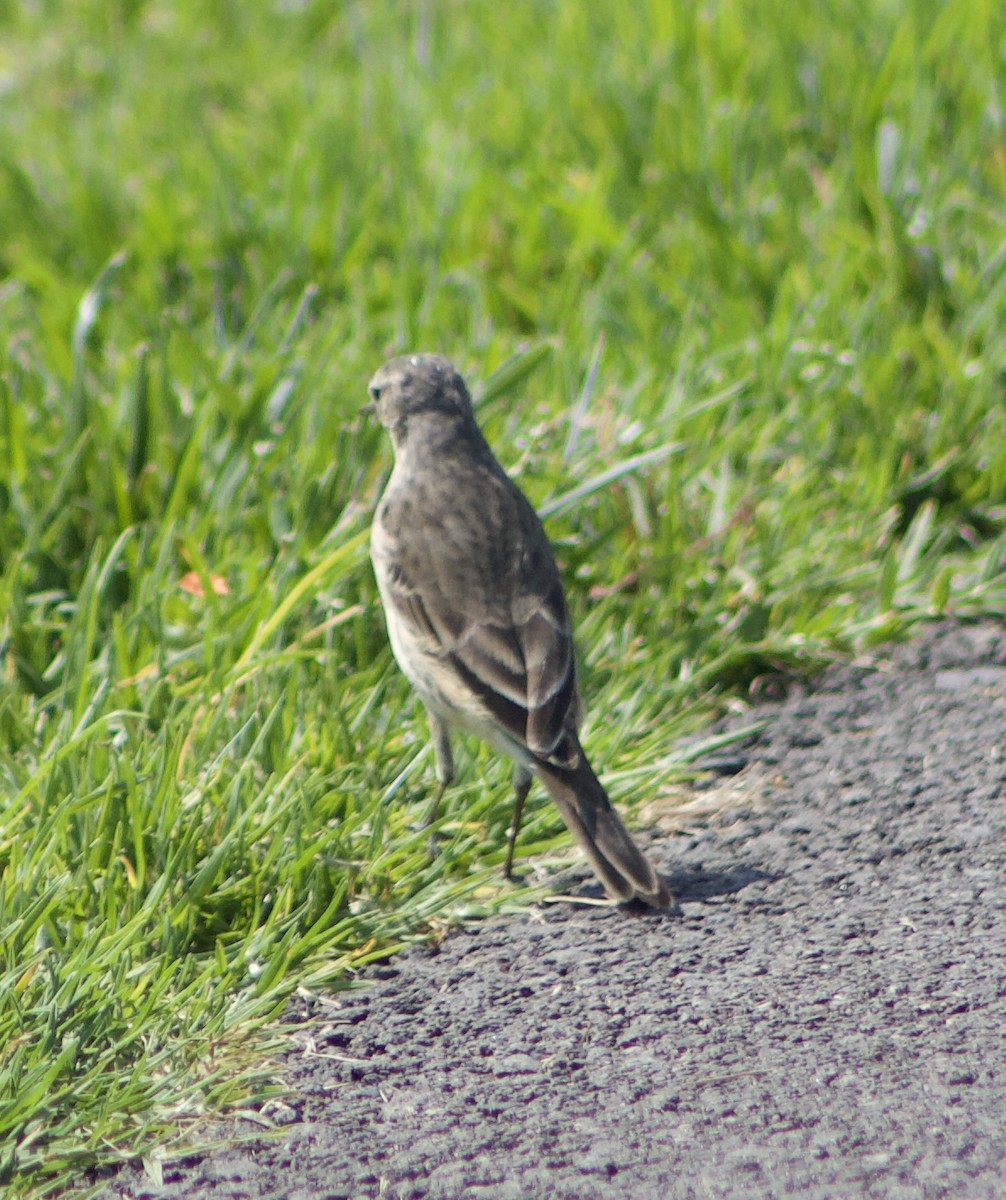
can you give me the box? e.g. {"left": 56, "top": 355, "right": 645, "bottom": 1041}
{"left": 377, "top": 480, "right": 579, "bottom": 764}
{"left": 448, "top": 569, "right": 578, "bottom": 763}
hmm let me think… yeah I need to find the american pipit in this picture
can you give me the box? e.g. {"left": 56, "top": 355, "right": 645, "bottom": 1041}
{"left": 367, "top": 353, "right": 670, "bottom": 908}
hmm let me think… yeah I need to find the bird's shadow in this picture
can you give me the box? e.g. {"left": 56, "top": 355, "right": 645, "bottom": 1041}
{"left": 566, "top": 863, "right": 778, "bottom": 916}
{"left": 664, "top": 863, "right": 778, "bottom": 904}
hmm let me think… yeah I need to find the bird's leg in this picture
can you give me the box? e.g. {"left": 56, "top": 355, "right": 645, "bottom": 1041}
{"left": 503, "top": 765, "right": 533, "bottom": 880}
{"left": 422, "top": 712, "right": 454, "bottom": 856}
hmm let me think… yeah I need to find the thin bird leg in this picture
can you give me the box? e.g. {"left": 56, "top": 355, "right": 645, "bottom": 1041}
{"left": 503, "top": 765, "right": 533, "bottom": 879}
{"left": 422, "top": 779, "right": 448, "bottom": 830}
{"left": 422, "top": 710, "right": 455, "bottom": 830}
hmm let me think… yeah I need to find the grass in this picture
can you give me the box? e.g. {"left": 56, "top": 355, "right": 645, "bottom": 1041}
{"left": 2, "top": 0, "right": 1006, "bottom": 1194}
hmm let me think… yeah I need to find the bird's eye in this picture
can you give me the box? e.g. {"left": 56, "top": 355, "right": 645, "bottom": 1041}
{"left": 369, "top": 384, "right": 383, "bottom": 402}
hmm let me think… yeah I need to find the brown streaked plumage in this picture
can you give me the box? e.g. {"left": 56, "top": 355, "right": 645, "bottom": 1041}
{"left": 367, "top": 353, "right": 670, "bottom": 908}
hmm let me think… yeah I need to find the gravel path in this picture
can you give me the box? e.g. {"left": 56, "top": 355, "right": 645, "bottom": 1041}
{"left": 96, "top": 620, "right": 1006, "bottom": 1199}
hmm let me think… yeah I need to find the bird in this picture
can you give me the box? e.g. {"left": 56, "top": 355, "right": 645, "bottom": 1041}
{"left": 367, "top": 353, "right": 671, "bottom": 908}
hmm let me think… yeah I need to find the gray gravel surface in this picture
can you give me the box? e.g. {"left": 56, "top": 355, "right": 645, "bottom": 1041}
{"left": 95, "top": 620, "right": 1006, "bottom": 1199}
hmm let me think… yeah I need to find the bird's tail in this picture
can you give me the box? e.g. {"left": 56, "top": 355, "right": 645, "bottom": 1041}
{"left": 535, "top": 741, "right": 671, "bottom": 908}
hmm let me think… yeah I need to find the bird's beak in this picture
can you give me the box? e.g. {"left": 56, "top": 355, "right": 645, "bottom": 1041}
{"left": 361, "top": 384, "right": 381, "bottom": 418}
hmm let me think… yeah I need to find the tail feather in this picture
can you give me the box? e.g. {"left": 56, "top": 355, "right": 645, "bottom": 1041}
{"left": 535, "top": 742, "right": 671, "bottom": 909}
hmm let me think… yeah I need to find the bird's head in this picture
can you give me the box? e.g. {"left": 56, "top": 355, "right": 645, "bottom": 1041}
{"left": 366, "top": 354, "right": 476, "bottom": 448}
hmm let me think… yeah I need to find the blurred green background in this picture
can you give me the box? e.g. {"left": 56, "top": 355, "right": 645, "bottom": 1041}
{"left": 2, "top": 0, "right": 1005, "bottom": 1193}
